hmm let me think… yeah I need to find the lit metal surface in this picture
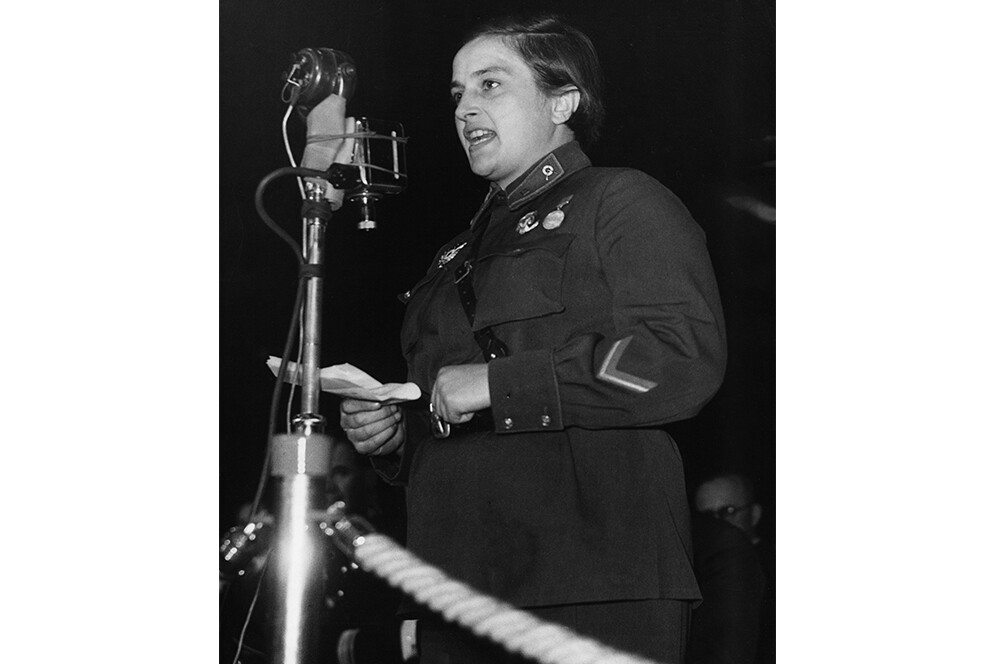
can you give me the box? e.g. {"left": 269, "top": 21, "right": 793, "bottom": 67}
{"left": 267, "top": 433, "right": 334, "bottom": 664}
{"left": 279, "top": 476, "right": 311, "bottom": 662}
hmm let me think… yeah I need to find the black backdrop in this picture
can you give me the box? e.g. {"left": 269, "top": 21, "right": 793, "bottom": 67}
{"left": 219, "top": 0, "right": 775, "bottom": 542}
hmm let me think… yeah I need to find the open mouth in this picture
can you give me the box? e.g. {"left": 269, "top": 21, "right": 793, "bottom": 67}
{"left": 465, "top": 128, "right": 496, "bottom": 147}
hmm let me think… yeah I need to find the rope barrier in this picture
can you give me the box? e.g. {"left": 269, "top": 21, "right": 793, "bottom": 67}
{"left": 330, "top": 525, "right": 664, "bottom": 664}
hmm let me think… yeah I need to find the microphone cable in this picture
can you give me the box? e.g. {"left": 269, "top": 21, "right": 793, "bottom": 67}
{"left": 230, "top": 556, "right": 270, "bottom": 664}
{"left": 247, "top": 163, "right": 331, "bottom": 521}
{"left": 281, "top": 102, "right": 308, "bottom": 200}
{"left": 245, "top": 271, "right": 305, "bottom": 523}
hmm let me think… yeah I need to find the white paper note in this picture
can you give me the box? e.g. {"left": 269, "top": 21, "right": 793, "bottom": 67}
{"left": 266, "top": 356, "right": 421, "bottom": 404}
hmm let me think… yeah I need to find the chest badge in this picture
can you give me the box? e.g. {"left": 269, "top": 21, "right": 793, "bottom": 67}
{"left": 516, "top": 211, "right": 539, "bottom": 235}
{"left": 437, "top": 241, "right": 467, "bottom": 268}
{"left": 542, "top": 195, "right": 574, "bottom": 230}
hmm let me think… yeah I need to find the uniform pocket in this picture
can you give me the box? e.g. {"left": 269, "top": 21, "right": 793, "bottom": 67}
{"left": 472, "top": 233, "right": 575, "bottom": 330}
{"left": 399, "top": 264, "right": 450, "bottom": 357}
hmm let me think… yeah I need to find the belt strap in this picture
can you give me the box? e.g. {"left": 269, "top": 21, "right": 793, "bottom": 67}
{"left": 454, "top": 194, "right": 509, "bottom": 363}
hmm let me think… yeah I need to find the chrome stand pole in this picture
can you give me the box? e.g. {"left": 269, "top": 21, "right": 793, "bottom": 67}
{"left": 266, "top": 183, "right": 336, "bottom": 664}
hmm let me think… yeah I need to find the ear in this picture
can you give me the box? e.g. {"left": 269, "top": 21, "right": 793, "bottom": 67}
{"left": 550, "top": 87, "right": 581, "bottom": 126}
{"left": 750, "top": 504, "right": 763, "bottom": 528}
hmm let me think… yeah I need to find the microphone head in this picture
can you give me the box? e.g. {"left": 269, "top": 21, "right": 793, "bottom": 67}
{"left": 282, "top": 48, "right": 357, "bottom": 117}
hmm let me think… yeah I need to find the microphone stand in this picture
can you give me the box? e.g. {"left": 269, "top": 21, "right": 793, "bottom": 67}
{"left": 265, "top": 181, "right": 338, "bottom": 664}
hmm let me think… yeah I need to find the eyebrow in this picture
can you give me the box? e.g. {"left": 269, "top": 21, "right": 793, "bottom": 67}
{"left": 449, "top": 65, "right": 513, "bottom": 92}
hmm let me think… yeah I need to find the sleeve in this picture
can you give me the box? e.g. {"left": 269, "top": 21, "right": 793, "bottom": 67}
{"left": 367, "top": 405, "right": 432, "bottom": 486}
{"left": 488, "top": 170, "right": 726, "bottom": 433}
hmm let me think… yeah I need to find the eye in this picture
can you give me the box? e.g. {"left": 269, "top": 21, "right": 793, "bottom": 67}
{"left": 451, "top": 90, "right": 463, "bottom": 105}
{"left": 482, "top": 79, "right": 500, "bottom": 92}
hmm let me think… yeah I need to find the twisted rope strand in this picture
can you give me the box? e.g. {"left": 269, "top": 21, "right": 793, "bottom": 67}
{"left": 351, "top": 533, "right": 664, "bottom": 664}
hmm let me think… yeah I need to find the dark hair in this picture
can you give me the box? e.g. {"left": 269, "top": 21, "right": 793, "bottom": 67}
{"left": 698, "top": 471, "right": 757, "bottom": 503}
{"left": 462, "top": 14, "right": 606, "bottom": 148}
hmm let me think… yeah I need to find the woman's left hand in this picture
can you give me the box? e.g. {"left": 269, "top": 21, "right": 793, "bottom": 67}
{"left": 431, "top": 363, "right": 491, "bottom": 424}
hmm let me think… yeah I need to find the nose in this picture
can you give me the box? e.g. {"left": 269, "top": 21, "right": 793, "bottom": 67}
{"left": 454, "top": 94, "right": 478, "bottom": 122}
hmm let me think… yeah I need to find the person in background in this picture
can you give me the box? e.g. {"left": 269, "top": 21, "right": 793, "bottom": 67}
{"left": 694, "top": 472, "right": 763, "bottom": 545}
{"left": 691, "top": 471, "right": 774, "bottom": 664}
{"left": 340, "top": 14, "right": 726, "bottom": 663}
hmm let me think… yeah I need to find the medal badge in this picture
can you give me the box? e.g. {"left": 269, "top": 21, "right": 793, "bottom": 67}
{"left": 542, "top": 195, "right": 574, "bottom": 230}
{"left": 437, "top": 241, "right": 467, "bottom": 268}
{"left": 542, "top": 210, "right": 565, "bottom": 229}
{"left": 516, "top": 211, "right": 539, "bottom": 235}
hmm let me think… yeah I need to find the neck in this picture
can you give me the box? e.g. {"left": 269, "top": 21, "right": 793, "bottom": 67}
{"left": 495, "top": 130, "right": 575, "bottom": 191}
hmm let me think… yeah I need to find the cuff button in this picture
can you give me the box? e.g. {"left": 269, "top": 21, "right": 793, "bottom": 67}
{"left": 503, "top": 417, "right": 514, "bottom": 429}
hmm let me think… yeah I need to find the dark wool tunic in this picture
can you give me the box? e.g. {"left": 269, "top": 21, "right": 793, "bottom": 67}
{"left": 378, "top": 141, "right": 726, "bottom": 609}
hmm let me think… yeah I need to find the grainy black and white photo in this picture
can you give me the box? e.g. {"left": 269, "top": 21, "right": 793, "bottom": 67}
{"left": 219, "top": 3, "right": 775, "bottom": 663}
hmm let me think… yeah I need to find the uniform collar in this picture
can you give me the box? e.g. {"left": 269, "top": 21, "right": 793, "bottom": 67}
{"left": 492, "top": 141, "right": 591, "bottom": 211}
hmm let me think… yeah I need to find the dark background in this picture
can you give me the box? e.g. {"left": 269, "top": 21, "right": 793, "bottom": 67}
{"left": 220, "top": 0, "right": 775, "bottom": 542}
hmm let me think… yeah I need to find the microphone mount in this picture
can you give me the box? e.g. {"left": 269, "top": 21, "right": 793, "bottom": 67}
{"left": 316, "top": 121, "right": 409, "bottom": 231}
{"left": 323, "top": 163, "right": 362, "bottom": 190}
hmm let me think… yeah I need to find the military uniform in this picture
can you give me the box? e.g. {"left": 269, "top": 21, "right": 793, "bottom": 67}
{"left": 378, "top": 141, "right": 726, "bottom": 656}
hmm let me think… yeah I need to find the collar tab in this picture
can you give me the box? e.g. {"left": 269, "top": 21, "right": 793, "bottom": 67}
{"left": 503, "top": 142, "right": 590, "bottom": 210}
{"left": 507, "top": 154, "right": 565, "bottom": 210}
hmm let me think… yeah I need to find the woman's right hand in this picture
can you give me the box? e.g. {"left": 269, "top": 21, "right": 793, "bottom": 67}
{"left": 340, "top": 399, "right": 405, "bottom": 457}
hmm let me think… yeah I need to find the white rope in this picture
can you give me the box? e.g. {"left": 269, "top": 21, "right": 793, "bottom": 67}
{"left": 350, "top": 533, "right": 665, "bottom": 664}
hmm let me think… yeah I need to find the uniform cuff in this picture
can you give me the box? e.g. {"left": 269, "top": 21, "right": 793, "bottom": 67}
{"left": 369, "top": 408, "right": 428, "bottom": 485}
{"left": 488, "top": 349, "right": 563, "bottom": 433}
{"left": 370, "top": 449, "right": 406, "bottom": 483}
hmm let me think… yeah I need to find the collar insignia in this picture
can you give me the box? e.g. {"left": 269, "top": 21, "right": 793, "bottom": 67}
{"left": 507, "top": 154, "right": 565, "bottom": 209}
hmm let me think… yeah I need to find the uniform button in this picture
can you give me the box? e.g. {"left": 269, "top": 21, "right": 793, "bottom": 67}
{"left": 541, "top": 415, "right": 551, "bottom": 427}
{"left": 503, "top": 417, "right": 513, "bottom": 429}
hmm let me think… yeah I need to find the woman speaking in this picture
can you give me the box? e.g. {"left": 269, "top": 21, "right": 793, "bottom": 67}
{"left": 340, "top": 14, "right": 726, "bottom": 664}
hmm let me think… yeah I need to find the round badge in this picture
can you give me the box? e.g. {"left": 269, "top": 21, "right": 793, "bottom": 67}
{"left": 542, "top": 209, "right": 565, "bottom": 229}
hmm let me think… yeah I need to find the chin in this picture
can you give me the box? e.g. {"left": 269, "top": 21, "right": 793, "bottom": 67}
{"left": 468, "top": 156, "right": 496, "bottom": 180}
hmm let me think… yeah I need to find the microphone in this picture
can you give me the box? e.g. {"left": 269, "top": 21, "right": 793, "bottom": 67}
{"left": 284, "top": 49, "right": 356, "bottom": 212}
{"left": 282, "top": 48, "right": 407, "bottom": 229}
{"left": 282, "top": 48, "right": 357, "bottom": 115}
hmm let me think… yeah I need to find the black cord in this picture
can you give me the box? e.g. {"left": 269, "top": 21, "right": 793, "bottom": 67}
{"left": 231, "top": 556, "right": 270, "bottom": 664}
{"left": 247, "top": 164, "right": 331, "bottom": 520}
{"left": 246, "top": 274, "right": 307, "bottom": 522}
{"left": 254, "top": 165, "right": 330, "bottom": 265}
